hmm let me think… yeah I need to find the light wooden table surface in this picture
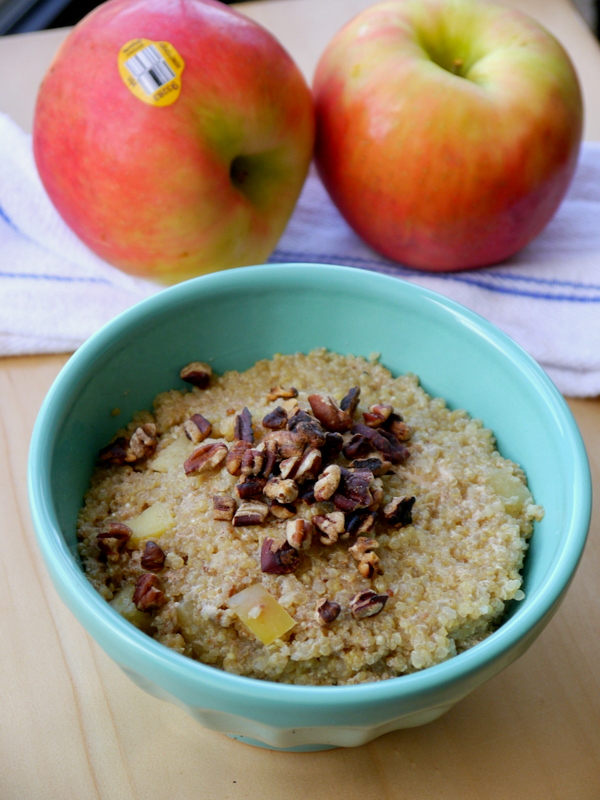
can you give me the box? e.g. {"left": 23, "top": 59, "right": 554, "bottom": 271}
{"left": 2, "top": 1, "right": 600, "bottom": 798}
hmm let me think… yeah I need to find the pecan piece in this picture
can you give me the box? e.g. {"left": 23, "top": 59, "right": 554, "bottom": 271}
{"left": 383, "top": 496, "right": 416, "bottom": 527}
{"left": 349, "top": 589, "right": 388, "bottom": 620}
{"left": 345, "top": 509, "right": 377, "bottom": 537}
{"left": 385, "top": 413, "right": 413, "bottom": 441}
{"left": 297, "top": 480, "right": 317, "bottom": 505}
{"left": 348, "top": 537, "right": 380, "bottom": 561}
{"left": 98, "top": 436, "right": 130, "bottom": 465}
{"left": 307, "top": 394, "right": 353, "bottom": 433}
{"left": 294, "top": 448, "right": 323, "bottom": 483}
{"left": 314, "top": 464, "right": 341, "bottom": 502}
{"left": 279, "top": 455, "right": 301, "bottom": 480}
{"left": 342, "top": 433, "right": 372, "bottom": 460}
{"left": 313, "top": 512, "right": 345, "bottom": 545}
{"left": 363, "top": 404, "right": 394, "bottom": 428}
{"left": 269, "top": 501, "right": 297, "bottom": 520}
{"left": 264, "top": 477, "right": 299, "bottom": 504}
{"left": 225, "top": 440, "right": 252, "bottom": 475}
{"left": 285, "top": 518, "right": 313, "bottom": 550}
{"left": 133, "top": 573, "right": 166, "bottom": 611}
{"left": 212, "top": 495, "right": 236, "bottom": 521}
{"left": 260, "top": 537, "right": 300, "bottom": 574}
{"left": 184, "top": 442, "right": 228, "bottom": 475}
{"left": 259, "top": 438, "right": 278, "bottom": 478}
{"left": 180, "top": 361, "right": 212, "bottom": 389}
{"left": 183, "top": 413, "right": 212, "bottom": 444}
{"left": 352, "top": 424, "right": 409, "bottom": 464}
{"left": 127, "top": 423, "right": 158, "bottom": 461}
{"left": 264, "top": 430, "right": 305, "bottom": 459}
{"left": 321, "top": 431, "right": 345, "bottom": 460}
{"left": 357, "top": 551, "right": 382, "bottom": 578}
{"left": 141, "top": 541, "right": 166, "bottom": 571}
{"left": 350, "top": 457, "right": 392, "bottom": 476}
{"left": 235, "top": 476, "right": 267, "bottom": 499}
{"left": 315, "top": 598, "right": 341, "bottom": 625}
{"left": 241, "top": 448, "right": 265, "bottom": 476}
{"left": 340, "top": 386, "right": 360, "bottom": 415}
{"left": 96, "top": 522, "right": 132, "bottom": 561}
{"left": 233, "top": 500, "right": 269, "bottom": 526}
{"left": 287, "top": 409, "right": 327, "bottom": 449}
{"left": 234, "top": 407, "right": 254, "bottom": 444}
{"left": 266, "top": 386, "right": 298, "bottom": 403}
{"left": 337, "top": 468, "right": 374, "bottom": 509}
{"left": 262, "top": 406, "right": 288, "bottom": 430}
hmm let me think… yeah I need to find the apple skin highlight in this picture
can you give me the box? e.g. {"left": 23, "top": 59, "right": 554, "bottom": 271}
{"left": 313, "top": 0, "right": 583, "bottom": 272}
{"left": 33, "top": 0, "right": 315, "bottom": 284}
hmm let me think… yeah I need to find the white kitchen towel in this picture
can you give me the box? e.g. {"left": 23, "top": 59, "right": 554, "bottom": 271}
{"left": 1, "top": 110, "right": 599, "bottom": 396}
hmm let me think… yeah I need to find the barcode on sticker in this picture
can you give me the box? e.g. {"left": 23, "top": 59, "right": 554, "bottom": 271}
{"left": 124, "top": 44, "right": 176, "bottom": 95}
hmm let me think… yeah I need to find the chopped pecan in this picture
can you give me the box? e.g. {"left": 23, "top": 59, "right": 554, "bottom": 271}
{"left": 98, "top": 436, "right": 130, "bottom": 465}
{"left": 241, "top": 448, "right": 265, "bottom": 476}
{"left": 383, "top": 496, "right": 416, "bottom": 527}
{"left": 315, "top": 598, "right": 341, "bottom": 625}
{"left": 337, "top": 468, "right": 374, "bottom": 509}
{"left": 259, "top": 438, "right": 278, "bottom": 478}
{"left": 294, "top": 448, "right": 323, "bottom": 483}
{"left": 225, "top": 440, "right": 252, "bottom": 475}
{"left": 183, "top": 413, "right": 212, "bottom": 444}
{"left": 266, "top": 386, "right": 298, "bottom": 403}
{"left": 357, "top": 551, "right": 382, "bottom": 578}
{"left": 342, "top": 433, "right": 372, "bottom": 460}
{"left": 279, "top": 454, "right": 301, "bottom": 479}
{"left": 264, "top": 429, "right": 305, "bottom": 459}
{"left": 184, "top": 442, "right": 228, "bottom": 475}
{"left": 234, "top": 407, "right": 254, "bottom": 444}
{"left": 287, "top": 409, "right": 327, "bottom": 449}
{"left": 132, "top": 573, "right": 166, "bottom": 611}
{"left": 321, "top": 431, "right": 345, "bottom": 460}
{"left": 297, "top": 481, "right": 317, "bottom": 505}
{"left": 96, "top": 522, "right": 132, "bottom": 561}
{"left": 212, "top": 495, "right": 236, "bottom": 521}
{"left": 269, "top": 501, "right": 297, "bottom": 520}
{"left": 349, "top": 589, "right": 388, "bottom": 620}
{"left": 346, "top": 509, "right": 377, "bottom": 537}
{"left": 340, "top": 386, "right": 361, "bottom": 415}
{"left": 262, "top": 406, "right": 288, "bottom": 430}
{"left": 264, "top": 477, "right": 299, "bottom": 504}
{"left": 363, "top": 404, "right": 394, "bottom": 428}
{"left": 260, "top": 537, "right": 300, "bottom": 574}
{"left": 348, "top": 537, "right": 380, "bottom": 561}
{"left": 352, "top": 424, "right": 409, "bottom": 464}
{"left": 141, "top": 541, "right": 166, "bottom": 571}
{"left": 128, "top": 423, "right": 158, "bottom": 461}
{"left": 313, "top": 512, "right": 345, "bottom": 545}
{"left": 307, "top": 394, "right": 353, "bottom": 433}
{"left": 235, "top": 476, "right": 267, "bottom": 499}
{"left": 180, "top": 361, "right": 212, "bottom": 389}
{"left": 285, "top": 518, "right": 313, "bottom": 550}
{"left": 313, "top": 464, "right": 341, "bottom": 502}
{"left": 233, "top": 500, "right": 269, "bottom": 526}
{"left": 385, "top": 413, "right": 413, "bottom": 441}
{"left": 350, "top": 457, "right": 392, "bottom": 476}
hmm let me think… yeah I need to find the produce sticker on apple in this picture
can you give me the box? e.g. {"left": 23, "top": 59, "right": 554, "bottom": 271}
{"left": 118, "top": 39, "right": 184, "bottom": 106}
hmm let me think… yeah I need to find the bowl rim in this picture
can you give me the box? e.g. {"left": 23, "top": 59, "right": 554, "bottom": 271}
{"left": 28, "top": 262, "right": 592, "bottom": 706}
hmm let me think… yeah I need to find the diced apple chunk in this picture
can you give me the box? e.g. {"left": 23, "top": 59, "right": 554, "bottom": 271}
{"left": 227, "top": 583, "right": 295, "bottom": 645}
{"left": 487, "top": 471, "right": 532, "bottom": 516}
{"left": 151, "top": 435, "right": 195, "bottom": 473}
{"left": 127, "top": 502, "right": 174, "bottom": 546}
{"left": 110, "top": 585, "right": 153, "bottom": 633}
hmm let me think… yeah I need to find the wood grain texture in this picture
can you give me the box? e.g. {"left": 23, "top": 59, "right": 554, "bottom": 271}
{"left": 1, "top": 0, "right": 599, "bottom": 795}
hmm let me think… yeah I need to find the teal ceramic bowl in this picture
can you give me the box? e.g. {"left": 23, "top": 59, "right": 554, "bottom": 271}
{"left": 28, "top": 263, "right": 591, "bottom": 751}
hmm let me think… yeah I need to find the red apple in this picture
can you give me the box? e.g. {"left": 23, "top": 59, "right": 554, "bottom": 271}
{"left": 313, "top": 0, "right": 583, "bottom": 272}
{"left": 33, "top": 0, "right": 314, "bottom": 284}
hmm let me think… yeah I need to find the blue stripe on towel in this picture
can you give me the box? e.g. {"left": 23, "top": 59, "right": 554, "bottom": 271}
{"left": 269, "top": 250, "right": 600, "bottom": 303}
{"left": 0, "top": 270, "right": 110, "bottom": 284}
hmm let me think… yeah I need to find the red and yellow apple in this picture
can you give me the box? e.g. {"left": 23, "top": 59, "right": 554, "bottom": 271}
{"left": 33, "top": 0, "right": 314, "bottom": 283}
{"left": 313, "top": 0, "right": 583, "bottom": 272}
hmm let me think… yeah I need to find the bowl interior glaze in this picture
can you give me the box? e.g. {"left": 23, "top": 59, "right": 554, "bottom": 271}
{"left": 28, "top": 263, "right": 591, "bottom": 749}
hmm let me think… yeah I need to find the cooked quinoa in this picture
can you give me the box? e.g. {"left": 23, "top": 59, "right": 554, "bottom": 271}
{"left": 77, "top": 349, "right": 543, "bottom": 685}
